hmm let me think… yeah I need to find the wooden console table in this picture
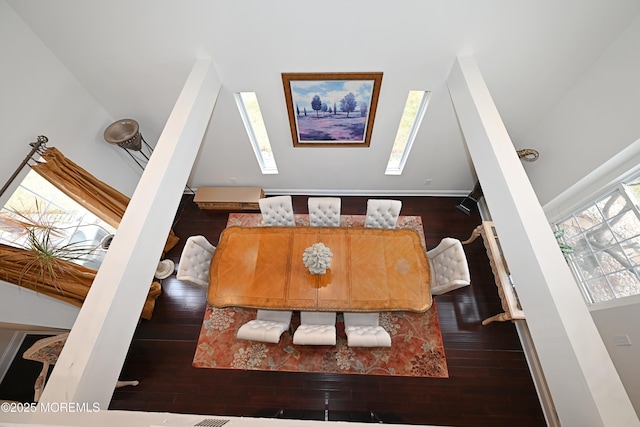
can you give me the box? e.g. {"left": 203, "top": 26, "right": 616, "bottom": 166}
{"left": 462, "top": 221, "right": 525, "bottom": 325}
{"left": 194, "top": 186, "right": 264, "bottom": 211}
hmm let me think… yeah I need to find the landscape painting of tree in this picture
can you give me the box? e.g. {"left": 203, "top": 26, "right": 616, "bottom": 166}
{"left": 282, "top": 72, "right": 383, "bottom": 147}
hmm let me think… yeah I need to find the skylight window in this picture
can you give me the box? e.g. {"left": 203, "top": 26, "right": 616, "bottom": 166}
{"left": 235, "top": 92, "right": 278, "bottom": 174}
{"left": 385, "top": 91, "right": 431, "bottom": 175}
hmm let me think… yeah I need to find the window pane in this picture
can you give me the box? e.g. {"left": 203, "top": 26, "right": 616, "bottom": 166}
{"left": 620, "top": 236, "right": 640, "bottom": 267}
{"left": 609, "top": 209, "right": 640, "bottom": 241}
{"left": 595, "top": 249, "right": 628, "bottom": 275}
{"left": 574, "top": 252, "right": 604, "bottom": 280}
{"left": 584, "top": 223, "right": 615, "bottom": 248}
{"left": 578, "top": 204, "right": 604, "bottom": 232}
{"left": 625, "top": 176, "right": 640, "bottom": 201}
{"left": 235, "top": 92, "right": 278, "bottom": 174}
{"left": 557, "top": 216, "right": 581, "bottom": 239}
{"left": 0, "top": 170, "right": 115, "bottom": 269}
{"left": 584, "top": 277, "right": 615, "bottom": 303}
{"left": 596, "top": 192, "right": 628, "bottom": 220}
{"left": 608, "top": 270, "right": 640, "bottom": 298}
{"left": 385, "top": 91, "right": 430, "bottom": 175}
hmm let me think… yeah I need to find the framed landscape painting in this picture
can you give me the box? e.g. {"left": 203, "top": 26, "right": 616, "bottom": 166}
{"left": 282, "top": 72, "right": 383, "bottom": 147}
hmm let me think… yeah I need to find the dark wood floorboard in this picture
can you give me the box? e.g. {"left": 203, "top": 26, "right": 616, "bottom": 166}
{"left": 1, "top": 195, "right": 546, "bottom": 426}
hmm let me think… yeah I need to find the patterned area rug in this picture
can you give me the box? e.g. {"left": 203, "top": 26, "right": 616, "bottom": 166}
{"left": 192, "top": 214, "right": 448, "bottom": 378}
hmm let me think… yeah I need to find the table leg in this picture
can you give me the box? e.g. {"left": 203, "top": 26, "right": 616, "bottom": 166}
{"left": 462, "top": 225, "right": 483, "bottom": 245}
{"left": 482, "top": 312, "right": 512, "bottom": 325}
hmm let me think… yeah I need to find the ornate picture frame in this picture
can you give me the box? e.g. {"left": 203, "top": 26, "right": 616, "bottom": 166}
{"left": 282, "top": 72, "right": 383, "bottom": 147}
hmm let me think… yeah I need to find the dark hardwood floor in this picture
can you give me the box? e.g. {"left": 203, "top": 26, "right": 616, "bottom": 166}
{"left": 9, "top": 195, "right": 547, "bottom": 425}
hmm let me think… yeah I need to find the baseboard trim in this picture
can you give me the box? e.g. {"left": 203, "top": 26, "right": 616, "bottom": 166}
{"left": 516, "top": 321, "right": 560, "bottom": 427}
{"left": 262, "top": 189, "right": 471, "bottom": 197}
{"left": 186, "top": 187, "right": 472, "bottom": 198}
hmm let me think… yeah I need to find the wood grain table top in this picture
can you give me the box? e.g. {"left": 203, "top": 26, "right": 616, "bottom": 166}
{"left": 208, "top": 226, "right": 432, "bottom": 312}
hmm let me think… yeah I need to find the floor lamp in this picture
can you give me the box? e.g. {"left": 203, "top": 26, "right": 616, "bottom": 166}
{"left": 455, "top": 148, "right": 539, "bottom": 215}
{"left": 455, "top": 181, "right": 483, "bottom": 215}
{"left": 103, "top": 119, "right": 154, "bottom": 171}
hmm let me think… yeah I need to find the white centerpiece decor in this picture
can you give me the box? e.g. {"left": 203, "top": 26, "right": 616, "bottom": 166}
{"left": 302, "top": 242, "right": 333, "bottom": 275}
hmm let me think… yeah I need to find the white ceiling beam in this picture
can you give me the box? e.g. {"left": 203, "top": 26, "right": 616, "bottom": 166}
{"left": 447, "top": 54, "right": 638, "bottom": 426}
{"left": 38, "top": 58, "right": 221, "bottom": 407}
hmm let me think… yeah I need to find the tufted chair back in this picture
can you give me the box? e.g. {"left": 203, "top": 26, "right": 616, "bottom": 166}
{"left": 259, "top": 195, "right": 296, "bottom": 226}
{"left": 427, "top": 237, "right": 471, "bottom": 295}
{"left": 308, "top": 197, "right": 341, "bottom": 227}
{"left": 176, "top": 235, "right": 217, "bottom": 288}
{"left": 364, "top": 199, "right": 402, "bottom": 229}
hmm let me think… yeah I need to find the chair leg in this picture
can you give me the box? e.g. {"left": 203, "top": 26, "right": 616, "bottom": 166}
{"left": 115, "top": 380, "right": 139, "bottom": 388}
{"left": 33, "top": 363, "right": 49, "bottom": 402}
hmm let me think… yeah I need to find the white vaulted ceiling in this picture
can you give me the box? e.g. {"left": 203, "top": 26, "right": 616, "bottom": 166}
{"left": 7, "top": 0, "right": 640, "bottom": 195}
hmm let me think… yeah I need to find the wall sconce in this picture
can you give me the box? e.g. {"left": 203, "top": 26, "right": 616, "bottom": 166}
{"left": 104, "top": 119, "right": 154, "bottom": 170}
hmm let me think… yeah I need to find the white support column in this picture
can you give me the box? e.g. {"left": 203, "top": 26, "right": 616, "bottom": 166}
{"left": 447, "top": 54, "right": 638, "bottom": 426}
{"left": 39, "top": 58, "right": 221, "bottom": 407}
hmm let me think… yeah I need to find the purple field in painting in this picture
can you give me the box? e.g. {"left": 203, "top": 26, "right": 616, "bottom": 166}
{"left": 296, "top": 114, "right": 366, "bottom": 142}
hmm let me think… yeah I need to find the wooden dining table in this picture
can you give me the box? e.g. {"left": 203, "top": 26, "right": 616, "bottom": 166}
{"left": 207, "top": 226, "right": 432, "bottom": 312}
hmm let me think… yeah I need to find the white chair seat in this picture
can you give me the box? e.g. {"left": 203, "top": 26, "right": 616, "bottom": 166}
{"left": 237, "top": 310, "right": 292, "bottom": 344}
{"left": 343, "top": 312, "right": 391, "bottom": 347}
{"left": 427, "top": 237, "right": 471, "bottom": 295}
{"left": 176, "top": 235, "right": 216, "bottom": 288}
{"left": 293, "top": 311, "right": 336, "bottom": 345}
{"left": 236, "top": 320, "right": 290, "bottom": 343}
{"left": 293, "top": 324, "right": 337, "bottom": 345}
{"left": 364, "top": 199, "right": 402, "bottom": 229}
{"left": 345, "top": 325, "right": 391, "bottom": 347}
{"left": 259, "top": 195, "right": 295, "bottom": 226}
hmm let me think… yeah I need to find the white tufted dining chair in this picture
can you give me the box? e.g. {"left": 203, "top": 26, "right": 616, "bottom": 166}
{"left": 236, "top": 310, "right": 293, "bottom": 343}
{"left": 343, "top": 312, "right": 391, "bottom": 347}
{"left": 308, "top": 197, "right": 341, "bottom": 227}
{"left": 259, "top": 195, "right": 296, "bottom": 226}
{"left": 293, "top": 311, "right": 337, "bottom": 345}
{"left": 427, "top": 237, "right": 471, "bottom": 295}
{"left": 176, "top": 235, "right": 217, "bottom": 288}
{"left": 364, "top": 199, "right": 402, "bottom": 229}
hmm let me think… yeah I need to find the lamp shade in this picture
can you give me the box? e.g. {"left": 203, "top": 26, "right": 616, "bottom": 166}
{"left": 104, "top": 119, "right": 142, "bottom": 151}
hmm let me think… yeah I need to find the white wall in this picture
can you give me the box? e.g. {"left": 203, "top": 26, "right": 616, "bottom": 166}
{"left": 523, "top": 13, "right": 640, "bottom": 207}
{"left": 0, "top": 1, "right": 143, "bottom": 329}
{"left": 193, "top": 82, "right": 475, "bottom": 196}
{"left": 0, "top": 0, "right": 141, "bottom": 207}
{"left": 592, "top": 302, "right": 640, "bottom": 415}
{"left": 0, "top": 282, "right": 78, "bottom": 330}
{"left": 524, "top": 12, "right": 640, "bottom": 416}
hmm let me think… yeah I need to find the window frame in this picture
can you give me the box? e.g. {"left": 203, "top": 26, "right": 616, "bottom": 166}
{"left": 234, "top": 92, "right": 278, "bottom": 175}
{"left": 554, "top": 172, "right": 640, "bottom": 308}
{"left": 0, "top": 169, "right": 115, "bottom": 268}
{"left": 385, "top": 90, "right": 431, "bottom": 175}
